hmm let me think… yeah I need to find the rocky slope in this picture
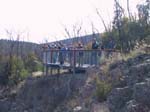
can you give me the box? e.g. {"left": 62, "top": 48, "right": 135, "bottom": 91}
{"left": 0, "top": 73, "right": 89, "bottom": 112}
{"left": 107, "top": 54, "right": 150, "bottom": 112}
{"left": 0, "top": 53, "right": 150, "bottom": 112}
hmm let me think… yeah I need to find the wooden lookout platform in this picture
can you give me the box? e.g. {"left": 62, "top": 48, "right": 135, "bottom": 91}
{"left": 42, "top": 49, "right": 119, "bottom": 75}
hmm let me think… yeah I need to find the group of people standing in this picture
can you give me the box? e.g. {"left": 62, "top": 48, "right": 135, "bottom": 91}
{"left": 42, "top": 42, "right": 84, "bottom": 66}
{"left": 42, "top": 38, "right": 115, "bottom": 66}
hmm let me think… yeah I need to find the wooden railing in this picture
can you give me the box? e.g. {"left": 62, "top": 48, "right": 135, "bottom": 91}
{"left": 42, "top": 49, "right": 120, "bottom": 75}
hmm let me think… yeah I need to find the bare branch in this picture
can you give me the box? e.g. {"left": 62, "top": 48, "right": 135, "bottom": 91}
{"left": 61, "top": 21, "right": 84, "bottom": 45}
{"left": 127, "top": 0, "right": 132, "bottom": 21}
{"left": 5, "top": 29, "right": 14, "bottom": 41}
{"left": 96, "top": 8, "right": 108, "bottom": 32}
{"left": 114, "top": 0, "right": 125, "bottom": 16}
{"left": 90, "top": 21, "right": 99, "bottom": 34}
{"left": 60, "top": 23, "right": 72, "bottom": 39}
{"left": 64, "top": 27, "right": 72, "bottom": 38}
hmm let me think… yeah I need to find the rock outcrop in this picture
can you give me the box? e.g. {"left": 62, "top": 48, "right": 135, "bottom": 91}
{"left": 107, "top": 54, "right": 150, "bottom": 112}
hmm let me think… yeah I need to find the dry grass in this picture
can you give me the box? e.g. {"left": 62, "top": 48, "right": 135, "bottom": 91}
{"left": 32, "top": 71, "right": 43, "bottom": 77}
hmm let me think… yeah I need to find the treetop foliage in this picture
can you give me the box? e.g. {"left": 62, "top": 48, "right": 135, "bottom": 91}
{"left": 101, "top": 0, "right": 150, "bottom": 53}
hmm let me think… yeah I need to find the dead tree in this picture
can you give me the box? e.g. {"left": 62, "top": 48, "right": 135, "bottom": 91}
{"left": 61, "top": 21, "right": 83, "bottom": 45}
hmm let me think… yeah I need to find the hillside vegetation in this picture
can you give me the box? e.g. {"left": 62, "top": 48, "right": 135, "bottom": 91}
{"left": 0, "top": 39, "right": 42, "bottom": 85}
{"left": 0, "top": 50, "right": 149, "bottom": 112}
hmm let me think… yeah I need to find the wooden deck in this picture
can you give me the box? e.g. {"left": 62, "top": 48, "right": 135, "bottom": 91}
{"left": 44, "top": 63, "right": 91, "bottom": 73}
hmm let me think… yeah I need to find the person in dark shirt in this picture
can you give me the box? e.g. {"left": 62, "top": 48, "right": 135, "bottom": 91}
{"left": 68, "top": 44, "right": 74, "bottom": 67}
{"left": 92, "top": 38, "right": 99, "bottom": 49}
{"left": 77, "top": 42, "right": 84, "bottom": 66}
{"left": 91, "top": 38, "right": 99, "bottom": 65}
{"left": 106, "top": 38, "right": 115, "bottom": 59}
{"left": 58, "top": 42, "right": 64, "bottom": 65}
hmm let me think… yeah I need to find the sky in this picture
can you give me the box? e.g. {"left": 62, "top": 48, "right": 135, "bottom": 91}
{"left": 0, "top": 0, "right": 142, "bottom": 43}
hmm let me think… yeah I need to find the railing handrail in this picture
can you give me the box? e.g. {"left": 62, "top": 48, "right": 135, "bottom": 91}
{"left": 42, "top": 49, "right": 120, "bottom": 52}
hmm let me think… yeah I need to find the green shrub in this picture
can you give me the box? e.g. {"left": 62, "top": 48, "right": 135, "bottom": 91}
{"left": 7, "top": 56, "right": 30, "bottom": 85}
{"left": 25, "top": 53, "right": 43, "bottom": 72}
{"left": 20, "top": 69, "right": 29, "bottom": 80}
{"left": 95, "top": 77, "right": 112, "bottom": 102}
{"left": 0, "top": 53, "right": 42, "bottom": 85}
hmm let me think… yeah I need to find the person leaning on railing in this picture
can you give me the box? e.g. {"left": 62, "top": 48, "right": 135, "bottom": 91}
{"left": 91, "top": 38, "right": 99, "bottom": 65}
{"left": 68, "top": 44, "right": 74, "bottom": 66}
{"left": 42, "top": 44, "right": 49, "bottom": 50}
{"left": 106, "top": 38, "right": 116, "bottom": 59}
{"left": 76, "top": 42, "right": 84, "bottom": 66}
{"left": 42, "top": 44, "right": 50, "bottom": 63}
{"left": 58, "top": 42, "right": 64, "bottom": 65}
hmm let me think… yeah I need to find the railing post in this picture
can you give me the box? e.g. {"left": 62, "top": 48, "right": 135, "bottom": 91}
{"left": 50, "top": 50, "right": 53, "bottom": 75}
{"left": 45, "top": 50, "right": 48, "bottom": 75}
{"left": 42, "top": 50, "right": 45, "bottom": 75}
{"left": 73, "top": 49, "right": 76, "bottom": 75}
{"left": 57, "top": 50, "right": 60, "bottom": 74}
